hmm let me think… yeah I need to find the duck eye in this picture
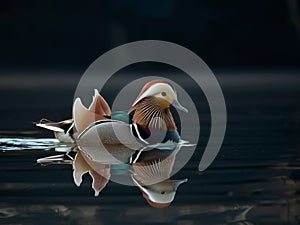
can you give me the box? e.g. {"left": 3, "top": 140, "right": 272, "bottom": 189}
{"left": 160, "top": 191, "right": 166, "bottom": 195}
{"left": 161, "top": 92, "right": 167, "bottom": 96}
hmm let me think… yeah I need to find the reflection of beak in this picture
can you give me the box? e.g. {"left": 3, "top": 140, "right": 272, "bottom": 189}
{"left": 172, "top": 100, "right": 188, "bottom": 113}
{"left": 174, "top": 178, "right": 188, "bottom": 189}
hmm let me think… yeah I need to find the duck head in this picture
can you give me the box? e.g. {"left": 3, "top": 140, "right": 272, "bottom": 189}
{"left": 129, "top": 80, "right": 188, "bottom": 132}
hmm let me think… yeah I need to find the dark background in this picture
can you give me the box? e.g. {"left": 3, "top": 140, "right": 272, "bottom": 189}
{"left": 0, "top": 2, "right": 300, "bottom": 224}
{"left": 0, "top": 0, "right": 300, "bottom": 72}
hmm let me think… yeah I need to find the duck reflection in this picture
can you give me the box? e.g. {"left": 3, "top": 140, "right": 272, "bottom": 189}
{"left": 131, "top": 152, "right": 188, "bottom": 208}
{"left": 76, "top": 143, "right": 188, "bottom": 208}
{"left": 38, "top": 143, "right": 188, "bottom": 208}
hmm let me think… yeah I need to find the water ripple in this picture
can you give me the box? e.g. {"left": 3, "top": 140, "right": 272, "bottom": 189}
{"left": 0, "top": 138, "right": 60, "bottom": 151}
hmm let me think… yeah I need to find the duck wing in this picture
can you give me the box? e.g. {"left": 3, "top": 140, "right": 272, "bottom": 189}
{"left": 76, "top": 120, "right": 144, "bottom": 164}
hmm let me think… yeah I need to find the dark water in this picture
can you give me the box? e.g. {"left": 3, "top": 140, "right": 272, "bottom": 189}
{"left": 0, "top": 72, "right": 299, "bottom": 225}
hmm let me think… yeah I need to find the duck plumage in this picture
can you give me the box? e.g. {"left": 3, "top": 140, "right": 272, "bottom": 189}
{"left": 37, "top": 80, "right": 188, "bottom": 148}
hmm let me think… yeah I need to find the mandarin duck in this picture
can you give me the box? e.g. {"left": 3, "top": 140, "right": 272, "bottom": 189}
{"left": 75, "top": 80, "right": 188, "bottom": 152}
{"left": 37, "top": 80, "right": 188, "bottom": 153}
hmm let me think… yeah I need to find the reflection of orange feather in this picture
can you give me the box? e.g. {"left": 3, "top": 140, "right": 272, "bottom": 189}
{"left": 73, "top": 151, "right": 110, "bottom": 196}
{"left": 89, "top": 169, "right": 110, "bottom": 196}
{"left": 80, "top": 151, "right": 111, "bottom": 180}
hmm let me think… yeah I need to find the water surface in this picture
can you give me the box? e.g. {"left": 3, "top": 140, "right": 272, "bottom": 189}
{"left": 0, "top": 72, "right": 299, "bottom": 225}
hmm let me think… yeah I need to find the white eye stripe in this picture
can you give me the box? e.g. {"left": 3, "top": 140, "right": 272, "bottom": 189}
{"left": 133, "top": 83, "right": 176, "bottom": 106}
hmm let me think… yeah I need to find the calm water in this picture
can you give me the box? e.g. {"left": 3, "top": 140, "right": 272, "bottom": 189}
{"left": 0, "top": 72, "right": 299, "bottom": 225}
